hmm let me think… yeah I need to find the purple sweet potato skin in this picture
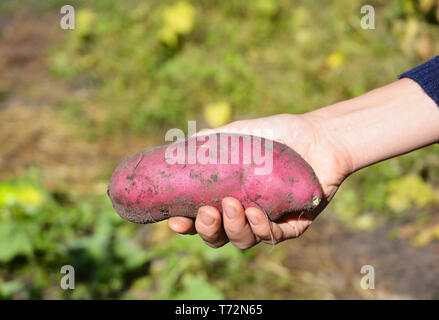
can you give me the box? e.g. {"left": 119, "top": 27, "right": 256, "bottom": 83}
{"left": 107, "top": 133, "right": 323, "bottom": 224}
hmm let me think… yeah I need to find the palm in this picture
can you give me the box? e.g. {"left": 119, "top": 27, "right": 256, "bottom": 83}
{"left": 204, "top": 114, "right": 350, "bottom": 199}
{"left": 168, "top": 114, "right": 352, "bottom": 248}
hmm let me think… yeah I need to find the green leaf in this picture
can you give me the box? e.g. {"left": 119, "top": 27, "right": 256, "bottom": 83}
{"left": 0, "top": 280, "right": 24, "bottom": 299}
{"left": 0, "top": 223, "right": 33, "bottom": 262}
{"left": 174, "top": 275, "right": 224, "bottom": 300}
{"left": 114, "top": 235, "right": 150, "bottom": 270}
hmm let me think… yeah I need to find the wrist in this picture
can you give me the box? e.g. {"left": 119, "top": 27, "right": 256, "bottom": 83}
{"left": 299, "top": 111, "right": 355, "bottom": 179}
{"left": 307, "top": 79, "right": 439, "bottom": 174}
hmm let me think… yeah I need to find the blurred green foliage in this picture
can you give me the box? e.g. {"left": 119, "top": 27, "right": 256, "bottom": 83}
{"left": 1, "top": 0, "right": 439, "bottom": 299}
{"left": 49, "top": 0, "right": 438, "bottom": 136}
{"left": 0, "top": 170, "right": 225, "bottom": 298}
{"left": 0, "top": 169, "right": 298, "bottom": 299}
{"left": 49, "top": 0, "right": 439, "bottom": 231}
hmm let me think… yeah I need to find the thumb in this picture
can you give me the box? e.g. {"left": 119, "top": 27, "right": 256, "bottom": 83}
{"left": 190, "top": 122, "right": 252, "bottom": 138}
{"left": 190, "top": 128, "right": 217, "bottom": 138}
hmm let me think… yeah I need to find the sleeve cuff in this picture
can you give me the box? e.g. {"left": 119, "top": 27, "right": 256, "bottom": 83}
{"left": 399, "top": 56, "right": 439, "bottom": 107}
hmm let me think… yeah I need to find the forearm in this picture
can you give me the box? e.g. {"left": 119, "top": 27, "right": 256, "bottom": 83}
{"left": 308, "top": 78, "right": 439, "bottom": 174}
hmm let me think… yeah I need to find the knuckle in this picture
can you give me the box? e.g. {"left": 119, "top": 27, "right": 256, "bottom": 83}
{"left": 225, "top": 225, "right": 243, "bottom": 236}
{"left": 224, "top": 220, "right": 247, "bottom": 235}
{"left": 199, "top": 232, "right": 219, "bottom": 243}
{"left": 255, "top": 230, "right": 272, "bottom": 241}
{"left": 262, "top": 237, "right": 282, "bottom": 245}
{"left": 232, "top": 241, "right": 254, "bottom": 250}
{"left": 205, "top": 239, "right": 227, "bottom": 249}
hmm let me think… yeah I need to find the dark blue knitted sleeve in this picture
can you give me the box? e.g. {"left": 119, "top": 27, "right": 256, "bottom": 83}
{"left": 399, "top": 56, "right": 439, "bottom": 107}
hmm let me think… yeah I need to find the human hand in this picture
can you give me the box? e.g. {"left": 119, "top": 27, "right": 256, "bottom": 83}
{"left": 168, "top": 113, "right": 354, "bottom": 249}
{"left": 167, "top": 78, "right": 439, "bottom": 249}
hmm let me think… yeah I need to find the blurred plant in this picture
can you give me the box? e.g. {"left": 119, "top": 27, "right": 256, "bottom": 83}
{"left": 253, "top": 0, "right": 280, "bottom": 17}
{"left": 46, "top": 0, "right": 439, "bottom": 256}
{"left": 76, "top": 8, "right": 96, "bottom": 37}
{"left": 388, "top": 0, "right": 439, "bottom": 58}
{"left": 417, "top": 0, "right": 439, "bottom": 22}
{"left": 3, "top": 0, "right": 439, "bottom": 299}
{"left": 325, "top": 52, "right": 345, "bottom": 70}
{"left": 159, "top": 1, "right": 196, "bottom": 47}
{"left": 0, "top": 168, "right": 299, "bottom": 299}
{"left": 0, "top": 169, "right": 148, "bottom": 299}
{"left": 51, "top": 0, "right": 437, "bottom": 137}
{"left": 203, "top": 102, "right": 232, "bottom": 128}
{"left": 386, "top": 175, "right": 438, "bottom": 213}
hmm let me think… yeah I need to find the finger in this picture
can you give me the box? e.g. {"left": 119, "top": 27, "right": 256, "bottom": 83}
{"left": 195, "top": 206, "right": 229, "bottom": 248}
{"left": 277, "top": 215, "right": 312, "bottom": 239}
{"left": 191, "top": 121, "right": 247, "bottom": 139}
{"left": 168, "top": 217, "right": 196, "bottom": 235}
{"left": 215, "top": 121, "right": 258, "bottom": 137}
{"left": 245, "top": 207, "right": 284, "bottom": 244}
{"left": 190, "top": 128, "right": 216, "bottom": 138}
{"left": 222, "top": 197, "right": 258, "bottom": 249}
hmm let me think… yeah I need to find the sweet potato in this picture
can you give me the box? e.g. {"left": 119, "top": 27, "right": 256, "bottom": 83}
{"left": 107, "top": 133, "right": 323, "bottom": 224}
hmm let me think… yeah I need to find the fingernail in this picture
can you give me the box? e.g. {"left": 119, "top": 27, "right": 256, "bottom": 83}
{"left": 248, "top": 215, "right": 258, "bottom": 225}
{"left": 201, "top": 214, "right": 214, "bottom": 226}
{"left": 225, "top": 206, "right": 236, "bottom": 219}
